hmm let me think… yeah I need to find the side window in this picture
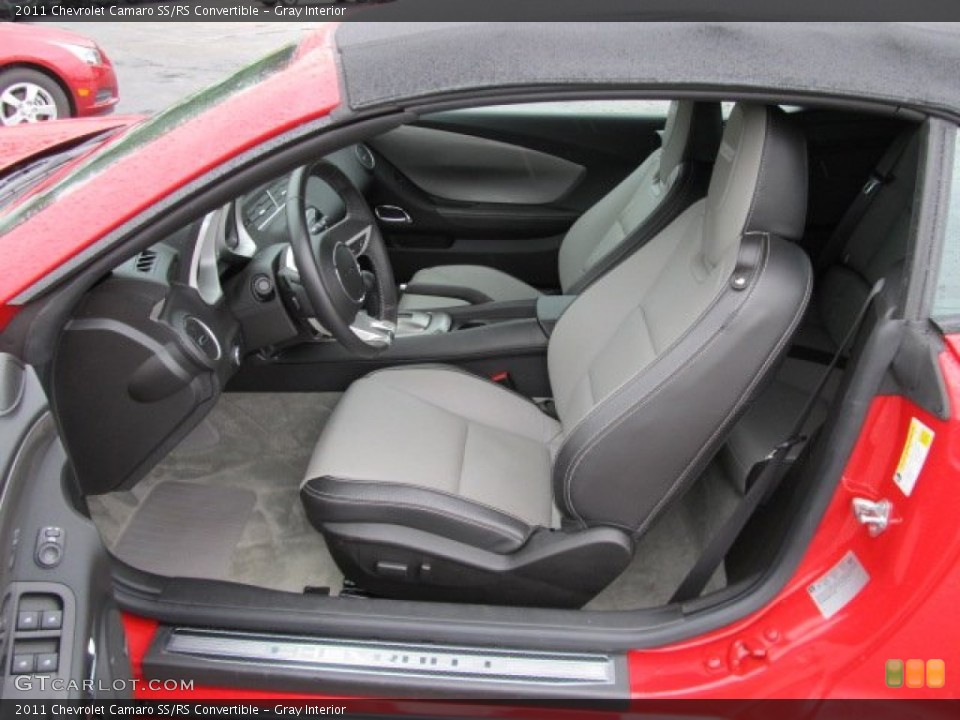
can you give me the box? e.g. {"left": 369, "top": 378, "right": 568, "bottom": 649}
{"left": 934, "top": 131, "right": 960, "bottom": 319}
{"left": 461, "top": 100, "right": 673, "bottom": 117}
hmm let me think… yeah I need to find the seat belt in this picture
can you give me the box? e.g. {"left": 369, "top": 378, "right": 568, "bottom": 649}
{"left": 816, "top": 131, "right": 913, "bottom": 273}
{"left": 670, "top": 278, "right": 886, "bottom": 604}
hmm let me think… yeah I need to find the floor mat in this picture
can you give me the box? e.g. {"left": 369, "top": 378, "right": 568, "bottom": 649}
{"left": 88, "top": 392, "right": 344, "bottom": 593}
{"left": 113, "top": 481, "right": 255, "bottom": 580}
{"left": 89, "top": 391, "right": 739, "bottom": 609}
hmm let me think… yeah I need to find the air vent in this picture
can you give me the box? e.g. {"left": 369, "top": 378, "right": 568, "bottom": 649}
{"left": 355, "top": 143, "right": 376, "bottom": 171}
{"left": 135, "top": 249, "right": 158, "bottom": 274}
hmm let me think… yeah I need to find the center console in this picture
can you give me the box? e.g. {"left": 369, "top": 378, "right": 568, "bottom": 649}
{"left": 228, "top": 296, "right": 579, "bottom": 397}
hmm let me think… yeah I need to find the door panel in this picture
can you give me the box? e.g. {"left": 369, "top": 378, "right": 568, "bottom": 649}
{"left": 373, "top": 125, "right": 586, "bottom": 205}
{"left": 0, "top": 354, "right": 131, "bottom": 699}
{"left": 367, "top": 103, "right": 666, "bottom": 287}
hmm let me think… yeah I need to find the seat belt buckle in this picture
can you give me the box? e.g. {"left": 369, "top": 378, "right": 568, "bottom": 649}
{"left": 490, "top": 371, "right": 516, "bottom": 390}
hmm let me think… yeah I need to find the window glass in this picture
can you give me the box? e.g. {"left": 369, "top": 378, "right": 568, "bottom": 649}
{"left": 463, "top": 100, "right": 673, "bottom": 117}
{"left": 452, "top": 101, "right": 788, "bottom": 120}
{"left": 934, "top": 132, "right": 960, "bottom": 318}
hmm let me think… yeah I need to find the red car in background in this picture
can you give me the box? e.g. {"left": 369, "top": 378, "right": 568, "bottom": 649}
{"left": 0, "top": 21, "right": 118, "bottom": 126}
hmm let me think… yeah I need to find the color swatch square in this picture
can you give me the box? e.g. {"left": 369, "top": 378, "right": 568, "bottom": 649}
{"left": 886, "top": 659, "right": 904, "bottom": 688}
{"left": 906, "top": 659, "right": 926, "bottom": 688}
{"left": 927, "top": 659, "right": 946, "bottom": 689}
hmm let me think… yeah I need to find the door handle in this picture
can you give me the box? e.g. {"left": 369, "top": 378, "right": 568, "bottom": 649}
{"left": 375, "top": 205, "right": 412, "bottom": 225}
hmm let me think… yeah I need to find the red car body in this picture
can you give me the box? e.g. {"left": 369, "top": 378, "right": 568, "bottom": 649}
{"left": 0, "top": 23, "right": 958, "bottom": 706}
{"left": 0, "top": 22, "right": 118, "bottom": 120}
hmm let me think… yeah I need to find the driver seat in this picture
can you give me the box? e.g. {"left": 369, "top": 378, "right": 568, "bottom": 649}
{"left": 301, "top": 104, "right": 812, "bottom": 607}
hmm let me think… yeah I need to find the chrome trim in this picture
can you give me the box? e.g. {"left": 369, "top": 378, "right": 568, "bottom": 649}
{"left": 232, "top": 204, "right": 259, "bottom": 258}
{"left": 189, "top": 209, "right": 226, "bottom": 305}
{"left": 183, "top": 315, "right": 222, "bottom": 362}
{"left": 396, "top": 310, "right": 452, "bottom": 337}
{"left": 355, "top": 142, "right": 376, "bottom": 171}
{"left": 350, "top": 312, "right": 395, "bottom": 348}
{"left": 375, "top": 205, "right": 412, "bottom": 225}
{"left": 282, "top": 244, "right": 299, "bottom": 282}
{"left": 165, "top": 629, "right": 615, "bottom": 686}
{"left": 852, "top": 497, "right": 893, "bottom": 537}
{"left": 344, "top": 224, "right": 372, "bottom": 256}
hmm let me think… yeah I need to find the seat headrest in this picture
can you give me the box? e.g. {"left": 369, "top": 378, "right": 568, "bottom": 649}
{"left": 702, "top": 104, "right": 807, "bottom": 268}
{"left": 659, "top": 100, "right": 724, "bottom": 181}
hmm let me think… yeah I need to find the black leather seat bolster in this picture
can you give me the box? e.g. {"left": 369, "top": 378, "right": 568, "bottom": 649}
{"left": 301, "top": 476, "right": 535, "bottom": 554}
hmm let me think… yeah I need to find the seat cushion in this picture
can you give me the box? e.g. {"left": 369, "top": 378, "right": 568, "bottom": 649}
{"left": 399, "top": 265, "right": 542, "bottom": 311}
{"left": 301, "top": 366, "right": 562, "bottom": 553}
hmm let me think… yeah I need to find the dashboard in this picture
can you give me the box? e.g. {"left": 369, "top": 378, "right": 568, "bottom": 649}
{"left": 53, "top": 144, "right": 378, "bottom": 496}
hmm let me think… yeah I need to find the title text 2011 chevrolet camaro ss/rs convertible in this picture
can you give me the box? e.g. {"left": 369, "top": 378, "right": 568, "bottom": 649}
{"left": 0, "top": 22, "right": 959, "bottom": 706}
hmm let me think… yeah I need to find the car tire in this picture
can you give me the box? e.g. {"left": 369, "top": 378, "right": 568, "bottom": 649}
{"left": 0, "top": 68, "right": 72, "bottom": 126}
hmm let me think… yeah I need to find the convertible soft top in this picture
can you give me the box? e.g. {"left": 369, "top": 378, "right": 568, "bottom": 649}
{"left": 335, "top": 22, "right": 960, "bottom": 116}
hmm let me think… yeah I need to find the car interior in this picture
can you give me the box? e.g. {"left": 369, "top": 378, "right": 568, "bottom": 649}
{"left": 48, "top": 97, "right": 921, "bottom": 614}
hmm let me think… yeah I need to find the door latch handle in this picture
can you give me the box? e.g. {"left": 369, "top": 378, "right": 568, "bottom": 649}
{"left": 375, "top": 205, "right": 412, "bottom": 225}
{"left": 852, "top": 497, "right": 895, "bottom": 536}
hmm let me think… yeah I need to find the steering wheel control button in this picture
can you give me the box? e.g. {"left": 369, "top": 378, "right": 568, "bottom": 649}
{"left": 35, "top": 526, "right": 64, "bottom": 569}
{"left": 252, "top": 274, "right": 275, "bottom": 302}
{"left": 16, "top": 611, "right": 39, "bottom": 631}
{"left": 40, "top": 610, "right": 63, "bottom": 630}
{"left": 183, "top": 316, "right": 222, "bottom": 362}
{"left": 333, "top": 242, "right": 366, "bottom": 303}
{"left": 12, "top": 655, "right": 35, "bottom": 674}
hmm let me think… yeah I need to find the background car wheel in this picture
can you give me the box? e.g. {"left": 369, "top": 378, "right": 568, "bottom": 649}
{"left": 0, "top": 68, "right": 71, "bottom": 126}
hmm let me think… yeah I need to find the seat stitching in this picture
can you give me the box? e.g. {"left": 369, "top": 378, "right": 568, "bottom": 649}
{"left": 558, "top": 222, "right": 709, "bottom": 442}
{"left": 301, "top": 481, "right": 529, "bottom": 544}
{"left": 365, "top": 366, "right": 556, "bottom": 442}
{"left": 457, "top": 421, "right": 470, "bottom": 496}
{"left": 635, "top": 247, "right": 812, "bottom": 534}
{"left": 557, "top": 264, "right": 733, "bottom": 517}
{"left": 308, "top": 477, "right": 538, "bottom": 529}
{"left": 561, "top": 241, "right": 769, "bottom": 522}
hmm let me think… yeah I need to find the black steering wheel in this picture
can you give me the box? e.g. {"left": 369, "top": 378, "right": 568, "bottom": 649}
{"left": 286, "top": 160, "right": 398, "bottom": 358}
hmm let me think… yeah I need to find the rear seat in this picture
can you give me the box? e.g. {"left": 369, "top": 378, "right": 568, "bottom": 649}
{"left": 721, "top": 130, "right": 920, "bottom": 489}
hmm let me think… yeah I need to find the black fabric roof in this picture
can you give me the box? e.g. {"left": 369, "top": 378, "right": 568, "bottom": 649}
{"left": 334, "top": 23, "right": 960, "bottom": 115}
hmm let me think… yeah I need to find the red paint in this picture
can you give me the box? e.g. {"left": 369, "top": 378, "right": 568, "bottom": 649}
{"left": 0, "top": 23, "right": 341, "bottom": 309}
{"left": 0, "top": 23, "right": 118, "bottom": 119}
{"left": 627, "top": 342, "right": 960, "bottom": 699}
{"left": 0, "top": 303, "right": 18, "bottom": 333}
{"left": 118, "top": 341, "right": 960, "bottom": 700}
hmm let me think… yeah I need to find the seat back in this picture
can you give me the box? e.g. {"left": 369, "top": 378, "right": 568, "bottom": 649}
{"left": 557, "top": 100, "right": 723, "bottom": 294}
{"left": 547, "top": 104, "right": 812, "bottom": 534}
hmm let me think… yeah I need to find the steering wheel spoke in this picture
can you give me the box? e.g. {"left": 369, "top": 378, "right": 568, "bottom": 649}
{"left": 343, "top": 223, "right": 373, "bottom": 257}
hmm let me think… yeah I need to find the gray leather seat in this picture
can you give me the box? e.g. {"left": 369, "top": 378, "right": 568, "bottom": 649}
{"left": 399, "top": 100, "right": 723, "bottom": 310}
{"left": 302, "top": 104, "right": 812, "bottom": 607}
{"left": 721, "top": 132, "right": 919, "bottom": 489}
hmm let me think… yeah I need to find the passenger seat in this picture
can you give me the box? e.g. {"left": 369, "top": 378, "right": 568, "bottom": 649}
{"left": 399, "top": 101, "right": 723, "bottom": 310}
{"left": 721, "top": 130, "right": 920, "bottom": 489}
